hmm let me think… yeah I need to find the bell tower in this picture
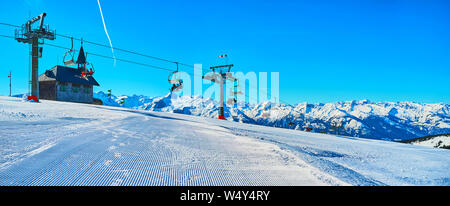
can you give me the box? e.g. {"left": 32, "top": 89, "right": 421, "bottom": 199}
{"left": 76, "top": 43, "right": 87, "bottom": 70}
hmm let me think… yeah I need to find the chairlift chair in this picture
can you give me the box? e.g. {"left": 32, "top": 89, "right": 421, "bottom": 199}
{"left": 63, "top": 37, "right": 76, "bottom": 67}
{"left": 170, "top": 80, "right": 183, "bottom": 92}
{"left": 81, "top": 63, "right": 95, "bottom": 78}
{"left": 168, "top": 63, "right": 184, "bottom": 92}
{"left": 81, "top": 53, "right": 95, "bottom": 78}
{"left": 86, "top": 62, "right": 95, "bottom": 76}
{"left": 227, "top": 98, "right": 237, "bottom": 105}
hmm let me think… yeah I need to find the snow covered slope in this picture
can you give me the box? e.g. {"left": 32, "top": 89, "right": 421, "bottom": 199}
{"left": 94, "top": 92, "right": 450, "bottom": 141}
{"left": 0, "top": 96, "right": 449, "bottom": 186}
{"left": 402, "top": 134, "right": 450, "bottom": 149}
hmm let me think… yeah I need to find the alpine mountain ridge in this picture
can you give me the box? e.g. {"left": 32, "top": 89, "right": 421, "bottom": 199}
{"left": 94, "top": 91, "right": 450, "bottom": 141}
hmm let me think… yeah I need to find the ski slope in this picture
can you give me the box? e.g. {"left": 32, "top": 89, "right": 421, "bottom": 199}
{"left": 0, "top": 96, "right": 449, "bottom": 186}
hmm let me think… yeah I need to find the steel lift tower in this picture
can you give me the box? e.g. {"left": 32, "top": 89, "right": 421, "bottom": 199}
{"left": 203, "top": 64, "right": 235, "bottom": 120}
{"left": 15, "top": 13, "right": 55, "bottom": 102}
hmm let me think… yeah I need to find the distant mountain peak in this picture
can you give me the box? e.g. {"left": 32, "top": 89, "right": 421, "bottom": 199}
{"left": 94, "top": 91, "right": 450, "bottom": 141}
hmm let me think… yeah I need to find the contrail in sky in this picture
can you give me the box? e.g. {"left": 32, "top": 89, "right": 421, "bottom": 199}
{"left": 97, "top": 0, "right": 117, "bottom": 66}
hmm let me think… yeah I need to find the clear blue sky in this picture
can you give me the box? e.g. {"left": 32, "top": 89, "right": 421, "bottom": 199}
{"left": 0, "top": 0, "right": 449, "bottom": 104}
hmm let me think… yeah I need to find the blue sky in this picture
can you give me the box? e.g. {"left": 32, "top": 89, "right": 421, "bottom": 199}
{"left": 0, "top": 0, "right": 449, "bottom": 104}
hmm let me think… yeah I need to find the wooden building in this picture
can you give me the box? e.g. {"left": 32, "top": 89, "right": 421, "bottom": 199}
{"left": 38, "top": 65, "right": 100, "bottom": 103}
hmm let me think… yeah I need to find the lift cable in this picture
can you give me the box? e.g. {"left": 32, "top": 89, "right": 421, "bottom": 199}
{"left": 56, "top": 33, "right": 194, "bottom": 68}
{"left": 0, "top": 22, "right": 20, "bottom": 28}
{"left": 0, "top": 34, "right": 15, "bottom": 39}
{"left": 0, "top": 32, "right": 290, "bottom": 105}
{"left": 0, "top": 21, "right": 194, "bottom": 68}
{"left": 44, "top": 43, "right": 175, "bottom": 72}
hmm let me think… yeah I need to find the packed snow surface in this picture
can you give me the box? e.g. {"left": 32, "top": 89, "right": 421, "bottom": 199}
{"left": 410, "top": 135, "right": 450, "bottom": 149}
{"left": 0, "top": 96, "right": 449, "bottom": 186}
{"left": 94, "top": 92, "right": 450, "bottom": 141}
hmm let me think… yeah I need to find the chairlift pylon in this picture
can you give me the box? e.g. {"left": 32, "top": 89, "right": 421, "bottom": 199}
{"left": 168, "top": 62, "right": 183, "bottom": 92}
{"left": 63, "top": 37, "right": 76, "bottom": 67}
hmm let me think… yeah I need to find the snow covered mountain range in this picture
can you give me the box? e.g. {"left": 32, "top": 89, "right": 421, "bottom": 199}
{"left": 94, "top": 91, "right": 450, "bottom": 141}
